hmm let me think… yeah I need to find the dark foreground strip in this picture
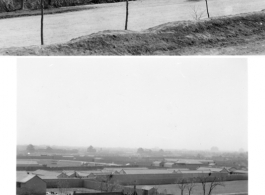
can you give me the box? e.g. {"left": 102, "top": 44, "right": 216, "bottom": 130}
{"left": 0, "top": 11, "right": 264, "bottom": 55}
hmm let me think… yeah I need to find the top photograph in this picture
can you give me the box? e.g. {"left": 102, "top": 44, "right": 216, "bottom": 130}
{"left": 0, "top": 0, "right": 264, "bottom": 55}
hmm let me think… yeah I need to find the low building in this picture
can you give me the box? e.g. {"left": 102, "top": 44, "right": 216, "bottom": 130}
{"left": 63, "top": 170, "right": 77, "bottom": 178}
{"left": 76, "top": 170, "right": 104, "bottom": 178}
{"left": 31, "top": 169, "right": 68, "bottom": 179}
{"left": 152, "top": 161, "right": 164, "bottom": 167}
{"left": 140, "top": 186, "right": 156, "bottom": 195}
{"left": 164, "top": 162, "right": 177, "bottom": 168}
{"left": 17, "top": 172, "right": 46, "bottom": 195}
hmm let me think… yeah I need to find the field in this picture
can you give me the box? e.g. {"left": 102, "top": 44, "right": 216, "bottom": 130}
{"left": 137, "top": 180, "right": 248, "bottom": 195}
{"left": 0, "top": 0, "right": 264, "bottom": 49}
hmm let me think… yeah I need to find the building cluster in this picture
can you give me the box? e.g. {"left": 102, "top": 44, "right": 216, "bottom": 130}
{"left": 152, "top": 159, "right": 216, "bottom": 170}
{"left": 17, "top": 164, "right": 248, "bottom": 195}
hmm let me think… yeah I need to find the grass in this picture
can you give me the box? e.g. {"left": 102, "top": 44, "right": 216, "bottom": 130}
{"left": 141, "top": 180, "right": 248, "bottom": 195}
{"left": 1, "top": 11, "right": 264, "bottom": 55}
{"left": 0, "top": 5, "right": 96, "bottom": 20}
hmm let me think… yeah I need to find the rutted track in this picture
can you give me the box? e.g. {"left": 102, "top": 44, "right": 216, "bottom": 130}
{"left": 1, "top": 11, "right": 264, "bottom": 55}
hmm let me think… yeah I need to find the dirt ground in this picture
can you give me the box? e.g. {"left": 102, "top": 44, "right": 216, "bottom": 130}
{"left": 0, "top": 0, "right": 264, "bottom": 49}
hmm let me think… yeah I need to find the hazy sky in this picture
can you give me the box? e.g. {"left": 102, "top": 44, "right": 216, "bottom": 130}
{"left": 17, "top": 58, "right": 247, "bottom": 151}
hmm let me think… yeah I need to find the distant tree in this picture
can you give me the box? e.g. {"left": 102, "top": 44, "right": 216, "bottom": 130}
{"left": 87, "top": 145, "right": 96, "bottom": 153}
{"left": 211, "top": 146, "right": 219, "bottom": 152}
{"left": 125, "top": 0, "right": 129, "bottom": 30}
{"left": 177, "top": 178, "right": 188, "bottom": 195}
{"left": 191, "top": 6, "right": 205, "bottom": 21}
{"left": 137, "top": 148, "right": 144, "bottom": 154}
{"left": 204, "top": 0, "right": 210, "bottom": 18}
{"left": 26, "top": 144, "right": 35, "bottom": 153}
{"left": 57, "top": 180, "right": 69, "bottom": 194}
{"left": 46, "top": 146, "right": 53, "bottom": 152}
{"left": 159, "top": 149, "right": 164, "bottom": 153}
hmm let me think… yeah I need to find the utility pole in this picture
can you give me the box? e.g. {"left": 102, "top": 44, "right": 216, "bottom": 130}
{"left": 41, "top": 0, "right": 44, "bottom": 45}
{"left": 125, "top": 0, "right": 129, "bottom": 30}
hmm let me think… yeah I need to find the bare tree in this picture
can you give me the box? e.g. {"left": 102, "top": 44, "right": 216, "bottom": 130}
{"left": 125, "top": 0, "right": 129, "bottom": 30}
{"left": 186, "top": 178, "right": 196, "bottom": 195}
{"left": 191, "top": 6, "right": 205, "bottom": 21}
{"left": 207, "top": 177, "right": 225, "bottom": 195}
{"left": 41, "top": 0, "right": 44, "bottom": 45}
{"left": 198, "top": 175, "right": 208, "bottom": 195}
{"left": 177, "top": 178, "right": 188, "bottom": 195}
{"left": 96, "top": 174, "right": 116, "bottom": 192}
{"left": 198, "top": 175, "right": 225, "bottom": 195}
{"left": 57, "top": 180, "right": 69, "bottom": 195}
{"left": 204, "top": 0, "right": 210, "bottom": 18}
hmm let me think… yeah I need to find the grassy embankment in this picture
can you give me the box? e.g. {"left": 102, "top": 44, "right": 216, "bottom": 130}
{"left": 0, "top": 11, "right": 264, "bottom": 55}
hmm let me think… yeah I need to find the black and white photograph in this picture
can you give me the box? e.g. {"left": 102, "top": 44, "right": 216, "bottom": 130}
{"left": 0, "top": 0, "right": 264, "bottom": 55}
{"left": 14, "top": 58, "right": 249, "bottom": 195}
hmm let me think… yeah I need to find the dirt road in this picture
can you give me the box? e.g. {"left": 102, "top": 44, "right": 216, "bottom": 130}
{"left": 0, "top": 0, "right": 264, "bottom": 48}
{"left": 1, "top": 11, "right": 264, "bottom": 55}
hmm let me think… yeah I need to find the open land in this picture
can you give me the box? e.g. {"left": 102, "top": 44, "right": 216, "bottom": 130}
{"left": 136, "top": 180, "right": 248, "bottom": 195}
{"left": 0, "top": 0, "right": 264, "bottom": 54}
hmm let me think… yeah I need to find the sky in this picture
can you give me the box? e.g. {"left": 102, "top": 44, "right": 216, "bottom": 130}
{"left": 17, "top": 58, "right": 248, "bottom": 151}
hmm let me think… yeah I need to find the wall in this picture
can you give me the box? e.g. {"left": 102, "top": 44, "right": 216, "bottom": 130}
{"left": 225, "top": 174, "right": 248, "bottom": 181}
{"left": 100, "top": 172, "right": 246, "bottom": 185}
{"left": 74, "top": 192, "right": 123, "bottom": 195}
{"left": 83, "top": 180, "right": 143, "bottom": 195}
{"left": 44, "top": 178, "right": 84, "bottom": 188}
{"left": 41, "top": 173, "right": 248, "bottom": 189}
{"left": 109, "top": 174, "right": 185, "bottom": 185}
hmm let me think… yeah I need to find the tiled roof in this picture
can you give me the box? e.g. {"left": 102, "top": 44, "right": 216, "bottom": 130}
{"left": 140, "top": 186, "right": 155, "bottom": 190}
{"left": 32, "top": 169, "right": 61, "bottom": 176}
{"left": 17, "top": 172, "right": 38, "bottom": 183}
{"left": 164, "top": 162, "right": 175, "bottom": 166}
{"left": 167, "top": 168, "right": 189, "bottom": 171}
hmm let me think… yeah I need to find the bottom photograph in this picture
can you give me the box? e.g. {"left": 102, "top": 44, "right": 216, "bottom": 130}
{"left": 16, "top": 58, "right": 248, "bottom": 195}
